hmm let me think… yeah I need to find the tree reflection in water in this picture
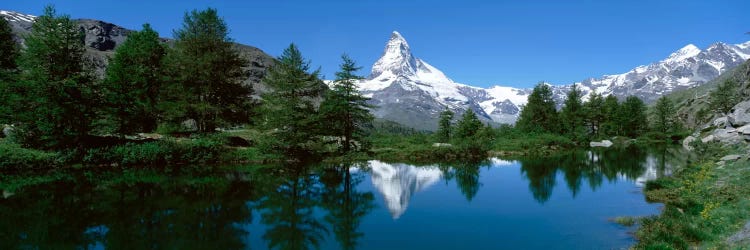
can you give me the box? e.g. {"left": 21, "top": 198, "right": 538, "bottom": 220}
{"left": 0, "top": 146, "right": 688, "bottom": 249}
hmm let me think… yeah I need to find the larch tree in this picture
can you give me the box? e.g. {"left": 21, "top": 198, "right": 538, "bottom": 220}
{"left": 15, "top": 6, "right": 98, "bottom": 149}
{"left": 435, "top": 108, "right": 454, "bottom": 143}
{"left": 651, "top": 96, "right": 678, "bottom": 134}
{"left": 709, "top": 79, "right": 740, "bottom": 115}
{"left": 560, "top": 84, "right": 585, "bottom": 139}
{"left": 260, "top": 44, "right": 327, "bottom": 156}
{"left": 0, "top": 16, "right": 19, "bottom": 125}
{"left": 164, "top": 8, "right": 251, "bottom": 133}
{"left": 583, "top": 91, "right": 605, "bottom": 137}
{"left": 516, "top": 83, "right": 559, "bottom": 133}
{"left": 100, "top": 24, "right": 166, "bottom": 135}
{"left": 319, "top": 55, "right": 374, "bottom": 154}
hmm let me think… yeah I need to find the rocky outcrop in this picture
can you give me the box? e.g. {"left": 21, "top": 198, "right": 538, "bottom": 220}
{"left": 728, "top": 101, "right": 750, "bottom": 127}
{"left": 683, "top": 136, "right": 696, "bottom": 150}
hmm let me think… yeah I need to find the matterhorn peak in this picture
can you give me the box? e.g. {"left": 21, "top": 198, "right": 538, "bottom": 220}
{"left": 369, "top": 31, "right": 419, "bottom": 79}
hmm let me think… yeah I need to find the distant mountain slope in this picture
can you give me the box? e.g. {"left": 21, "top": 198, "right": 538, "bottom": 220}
{"left": 0, "top": 10, "right": 276, "bottom": 91}
{"left": 668, "top": 59, "right": 750, "bottom": 128}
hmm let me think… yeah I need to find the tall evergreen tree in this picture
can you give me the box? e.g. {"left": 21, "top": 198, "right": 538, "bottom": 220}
{"left": 516, "top": 83, "right": 559, "bottom": 133}
{"left": 0, "top": 16, "right": 20, "bottom": 125}
{"left": 601, "top": 95, "right": 621, "bottom": 136}
{"left": 319, "top": 55, "right": 374, "bottom": 154}
{"left": 435, "top": 108, "right": 454, "bottom": 143}
{"left": 709, "top": 79, "right": 740, "bottom": 115}
{"left": 100, "top": 24, "right": 166, "bottom": 135}
{"left": 0, "top": 16, "right": 17, "bottom": 73}
{"left": 14, "top": 6, "right": 98, "bottom": 148}
{"left": 651, "top": 96, "right": 678, "bottom": 134}
{"left": 560, "top": 84, "right": 585, "bottom": 139}
{"left": 619, "top": 96, "right": 648, "bottom": 138}
{"left": 164, "top": 8, "right": 251, "bottom": 132}
{"left": 261, "top": 44, "right": 326, "bottom": 156}
{"left": 583, "top": 91, "right": 605, "bottom": 137}
{"left": 454, "top": 109, "right": 483, "bottom": 139}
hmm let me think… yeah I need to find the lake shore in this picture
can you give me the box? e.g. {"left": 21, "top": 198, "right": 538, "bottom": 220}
{"left": 632, "top": 142, "right": 750, "bottom": 249}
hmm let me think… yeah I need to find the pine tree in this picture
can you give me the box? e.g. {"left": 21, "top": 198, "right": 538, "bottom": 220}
{"left": 319, "top": 55, "right": 374, "bottom": 153}
{"left": 560, "top": 84, "right": 585, "bottom": 139}
{"left": 709, "top": 79, "right": 740, "bottom": 115}
{"left": 164, "top": 8, "right": 251, "bottom": 132}
{"left": 100, "top": 24, "right": 166, "bottom": 135}
{"left": 583, "top": 91, "right": 605, "bottom": 137}
{"left": 601, "top": 95, "right": 621, "bottom": 136}
{"left": 516, "top": 83, "right": 559, "bottom": 133}
{"left": 619, "top": 96, "right": 648, "bottom": 138}
{"left": 0, "top": 16, "right": 20, "bottom": 125}
{"left": 0, "top": 16, "right": 17, "bottom": 73}
{"left": 435, "top": 108, "right": 454, "bottom": 143}
{"left": 15, "top": 6, "right": 98, "bottom": 149}
{"left": 260, "top": 44, "right": 326, "bottom": 156}
{"left": 454, "top": 109, "right": 483, "bottom": 139}
{"left": 651, "top": 96, "right": 678, "bottom": 134}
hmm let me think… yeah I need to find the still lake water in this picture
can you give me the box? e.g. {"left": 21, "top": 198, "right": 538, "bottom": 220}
{"left": 0, "top": 146, "right": 688, "bottom": 249}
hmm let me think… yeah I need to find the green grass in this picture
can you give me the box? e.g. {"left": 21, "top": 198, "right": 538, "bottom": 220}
{"left": 0, "top": 141, "right": 61, "bottom": 170}
{"left": 634, "top": 149, "right": 750, "bottom": 249}
{"left": 611, "top": 216, "right": 637, "bottom": 227}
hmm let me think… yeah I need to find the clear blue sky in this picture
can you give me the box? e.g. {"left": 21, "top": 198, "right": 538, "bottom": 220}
{"left": 4, "top": 0, "right": 749, "bottom": 88}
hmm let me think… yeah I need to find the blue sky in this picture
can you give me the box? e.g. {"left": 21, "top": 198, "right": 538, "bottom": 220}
{"left": 4, "top": 0, "right": 749, "bottom": 88}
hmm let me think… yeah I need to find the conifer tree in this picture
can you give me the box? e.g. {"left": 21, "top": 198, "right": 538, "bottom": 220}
{"left": 0, "top": 16, "right": 17, "bottom": 74}
{"left": 709, "top": 79, "right": 740, "bottom": 115}
{"left": 260, "top": 44, "right": 326, "bottom": 156}
{"left": 516, "top": 83, "right": 559, "bottom": 133}
{"left": 319, "top": 55, "right": 374, "bottom": 153}
{"left": 435, "top": 108, "right": 454, "bottom": 143}
{"left": 583, "top": 91, "right": 605, "bottom": 137}
{"left": 15, "top": 6, "right": 98, "bottom": 148}
{"left": 164, "top": 8, "right": 251, "bottom": 132}
{"left": 100, "top": 24, "right": 166, "bottom": 135}
{"left": 560, "top": 84, "right": 585, "bottom": 139}
{"left": 0, "top": 16, "right": 19, "bottom": 125}
{"left": 651, "top": 96, "right": 678, "bottom": 134}
{"left": 601, "top": 95, "right": 621, "bottom": 136}
{"left": 619, "top": 96, "right": 648, "bottom": 138}
{"left": 454, "top": 109, "right": 483, "bottom": 139}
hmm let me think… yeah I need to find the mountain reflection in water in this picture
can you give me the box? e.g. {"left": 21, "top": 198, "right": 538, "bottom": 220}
{"left": 0, "top": 146, "right": 688, "bottom": 250}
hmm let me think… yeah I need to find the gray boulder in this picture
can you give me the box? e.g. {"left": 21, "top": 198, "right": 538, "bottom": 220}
{"left": 728, "top": 101, "right": 750, "bottom": 127}
{"left": 590, "top": 140, "right": 613, "bottom": 148}
{"left": 702, "top": 135, "right": 715, "bottom": 143}
{"left": 720, "top": 154, "right": 743, "bottom": 162}
{"left": 713, "top": 128, "right": 743, "bottom": 143}
{"left": 713, "top": 116, "right": 730, "bottom": 128}
{"left": 2, "top": 125, "right": 13, "bottom": 138}
{"left": 182, "top": 119, "right": 197, "bottom": 132}
{"left": 683, "top": 136, "right": 696, "bottom": 151}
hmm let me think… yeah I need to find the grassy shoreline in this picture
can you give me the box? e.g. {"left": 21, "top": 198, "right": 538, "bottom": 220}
{"left": 633, "top": 143, "right": 750, "bottom": 249}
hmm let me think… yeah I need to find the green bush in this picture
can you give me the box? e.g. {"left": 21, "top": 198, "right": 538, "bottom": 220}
{"left": 0, "top": 143, "right": 61, "bottom": 169}
{"left": 83, "top": 137, "right": 224, "bottom": 167}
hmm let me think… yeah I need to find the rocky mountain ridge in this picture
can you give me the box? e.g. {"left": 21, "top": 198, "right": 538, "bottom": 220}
{"left": 0, "top": 10, "right": 275, "bottom": 90}
{"left": 357, "top": 31, "right": 750, "bottom": 130}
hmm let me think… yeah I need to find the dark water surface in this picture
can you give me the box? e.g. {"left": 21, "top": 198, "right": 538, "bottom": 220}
{"left": 0, "top": 146, "right": 688, "bottom": 249}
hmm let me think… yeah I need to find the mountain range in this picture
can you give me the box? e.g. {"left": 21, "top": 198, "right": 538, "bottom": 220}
{"left": 358, "top": 31, "right": 750, "bottom": 130}
{"left": 3, "top": 10, "right": 749, "bottom": 131}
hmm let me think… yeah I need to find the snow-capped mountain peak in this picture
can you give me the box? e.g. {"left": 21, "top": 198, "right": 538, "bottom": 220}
{"left": 662, "top": 44, "right": 700, "bottom": 64}
{"left": 357, "top": 31, "right": 750, "bottom": 130}
{"left": 370, "top": 31, "right": 419, "bottom": 79}
{"left": 0, "top": 10, "right": 36, "bottom": 23}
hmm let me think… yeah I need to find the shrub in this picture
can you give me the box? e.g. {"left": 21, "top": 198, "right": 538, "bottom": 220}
{"left": 83, "top": 137, "right": 224, "bottom": 167}
{"left": 0, "top": 142, "right": 61, "bottom": 169}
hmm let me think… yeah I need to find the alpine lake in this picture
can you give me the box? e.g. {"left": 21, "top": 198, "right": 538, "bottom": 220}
{"left": 0, "top": 146, "right": 690, "bottom": 249}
